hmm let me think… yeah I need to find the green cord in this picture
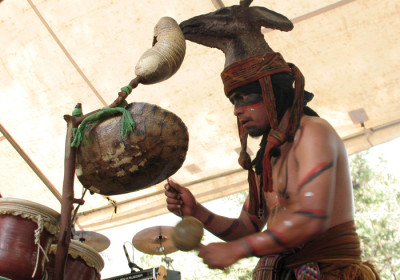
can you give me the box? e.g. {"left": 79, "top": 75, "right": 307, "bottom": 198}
{"left": 71, "top": 107, "right": 135, "bottom": 147}
{"left": 71, "top": 107, "right": 83, "bottom": 142}
{"left": 71, "top": 107, "right": 83, "bottom": 117}
{"left": 118, "top": 100, "right": 129, "bottom": 108}
{"left": 121, "top": 85, "right": 133, "bottom": 95}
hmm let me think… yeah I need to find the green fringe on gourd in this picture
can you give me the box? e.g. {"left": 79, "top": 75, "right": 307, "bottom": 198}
{"left": 71, "top": 106, "right": 135, "bottom": 147}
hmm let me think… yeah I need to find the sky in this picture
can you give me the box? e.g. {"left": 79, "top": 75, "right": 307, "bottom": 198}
{"left": 97, "top": 136, "right": 400, "bottom": 279}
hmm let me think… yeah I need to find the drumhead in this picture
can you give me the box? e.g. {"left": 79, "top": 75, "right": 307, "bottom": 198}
{"left": 0, "top": 197, "right": 60, "bottom": 235}
{"left": 49, "top": 240, "right": 104, "bottom": 273}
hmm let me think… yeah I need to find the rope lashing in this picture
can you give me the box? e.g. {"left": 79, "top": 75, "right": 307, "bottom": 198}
{"left": 32, "top": 215, "right": 49, "bottom": 278}
{"left": 117, "top": 99, "right": 129, "bottom": 108}
{"left": 121, "top": 85, "right": 133, "bottom": 95}
{"left": 71, "top": 106, "right": 84, "bottom": 141}
{"left": 71, "top": 106, "right": 83, "bottom": 117}
{"left": 71, "top": 106, "right": 135, "bottom": 147}
{"left": 117, "top": 85, "right": 133, "bottom": 108}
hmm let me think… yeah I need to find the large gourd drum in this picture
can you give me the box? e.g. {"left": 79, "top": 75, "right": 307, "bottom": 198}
{"left": 75, "top": 102, "right": 189, "bottom": 195}
{"left": 46, "top": 240, "right": 104, "bottom": 280}
{"left": 0, "top": 197, "right": 60, "bottom": 280}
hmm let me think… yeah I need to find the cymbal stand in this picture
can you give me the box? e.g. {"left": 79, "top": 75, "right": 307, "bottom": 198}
{"left": 123, "top": 241, "right": 143, "bottom": 273}
{"left": 158, "top": 236, "right": 174, "bottom": 270}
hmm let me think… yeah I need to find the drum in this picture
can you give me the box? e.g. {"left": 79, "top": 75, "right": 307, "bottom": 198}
{"left": 0, "top": 197, "right": 60, "bottom": 280}
{"left": 46, "top": 240, "right": 104, "bottom": 280}
{"left": 75, "top": 102, "right": 189, "bottom": 195}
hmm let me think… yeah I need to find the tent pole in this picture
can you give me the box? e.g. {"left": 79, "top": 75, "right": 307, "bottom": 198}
{"left": 0, "top": 123, "right": 62, "bottom": 202}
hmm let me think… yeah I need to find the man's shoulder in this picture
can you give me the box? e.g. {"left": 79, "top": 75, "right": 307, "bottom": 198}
{"left": 299, "top": 115, "right": 338, "bottom": 138}
{"left": 292, "top": 115, "right": 342, "bottom": 157}
{"left": 300, "top": 115, "right": 332, "bottom": 127}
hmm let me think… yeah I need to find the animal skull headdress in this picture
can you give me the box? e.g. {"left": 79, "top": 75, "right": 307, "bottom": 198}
{"left": 180, "top": 0, "right": 308, "bottom": 216}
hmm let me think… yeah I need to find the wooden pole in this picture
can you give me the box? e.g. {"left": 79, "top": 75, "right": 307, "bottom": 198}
{"left": 53, "top": 113, "right": 77, "bottom": 280}
{"left": 53, "top": 78, "right": 140, "bottom": 279}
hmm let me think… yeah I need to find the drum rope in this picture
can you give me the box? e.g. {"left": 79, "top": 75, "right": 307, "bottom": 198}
{"left": 70, "top": 106, "right": 135, "bottom": 147}
{"left": 32, "top": 215, "right": 50, "bottom": 278}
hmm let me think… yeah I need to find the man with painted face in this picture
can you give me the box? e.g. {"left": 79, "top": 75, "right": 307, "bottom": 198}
{"left": 165, "top": 53, "right": 379, "bottom": 279}
{"left": 165, "top": 52, "right": 380, "bottom": 279}
{"left": 162, "top": 1, "right": 383, "bottom": 277}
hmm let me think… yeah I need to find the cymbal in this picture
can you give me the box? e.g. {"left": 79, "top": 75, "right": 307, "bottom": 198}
{"left": 72, "top": 231, "right": 111, "bottom": 252}
{"left": 132, "top": 226, "right": 177, "bottom": 255}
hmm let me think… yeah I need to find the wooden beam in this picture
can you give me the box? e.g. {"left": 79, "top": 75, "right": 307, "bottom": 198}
{"left": 0, "top": 123, "right": 62, "bottom": 203}
{"left": 211, "top": 0, "right": 224, "bottom": 9}
{"left": 263, "top": 0, "right": 356, "bottom": 33}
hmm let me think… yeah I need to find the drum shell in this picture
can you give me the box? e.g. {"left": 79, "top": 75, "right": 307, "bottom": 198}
{"left": 0, "top": 198, "right": 60, "bottom": 280}
{"left": 75, "top": 102, "right": 189, "bottom": 195}
{"left": 46, "top": 240, "right": 104, "bottom": 280}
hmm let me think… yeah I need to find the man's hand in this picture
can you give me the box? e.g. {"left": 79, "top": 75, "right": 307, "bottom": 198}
{"left": 198, "top": 241, "right": 246, "bottom": 270}
{"left": 164, "top": 179, "right": 197, "bottom": 217}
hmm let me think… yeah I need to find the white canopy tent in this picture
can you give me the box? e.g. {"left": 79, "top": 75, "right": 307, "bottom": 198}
{"left": 1, "top": 0, "right": 400, "bottom": 234}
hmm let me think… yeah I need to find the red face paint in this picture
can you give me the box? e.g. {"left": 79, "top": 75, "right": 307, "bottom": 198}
{"left": 230, "top": 93, "right": 263, "bottom": 108}
{"left": 240, "top": 101, "right": 263, "bottom": 110}
{"left": 234, "top": 102, "right": 263, "bottom": 115}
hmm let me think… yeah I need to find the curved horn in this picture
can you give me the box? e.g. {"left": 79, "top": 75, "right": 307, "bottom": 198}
{"left": 135, "top": 17, "right": 186, "bottom": 84}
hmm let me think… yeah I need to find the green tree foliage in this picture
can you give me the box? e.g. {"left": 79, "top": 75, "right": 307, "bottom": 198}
{"left": 350, "top": 151, "right": 400, "bottom": 280}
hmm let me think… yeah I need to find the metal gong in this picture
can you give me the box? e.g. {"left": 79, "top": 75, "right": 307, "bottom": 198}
{"left": 75, "top": 102, "right": 189, "bottom": 195}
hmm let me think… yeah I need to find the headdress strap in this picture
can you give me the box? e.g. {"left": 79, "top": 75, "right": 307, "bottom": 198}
{"left": 286, "top": 63, "right": 305, "bottom": 140}
{"left": 221, "top": 53, "right": 305, "bottom": 215}
{"left": 237, "top": 120, "right": 259, "bottom": 214}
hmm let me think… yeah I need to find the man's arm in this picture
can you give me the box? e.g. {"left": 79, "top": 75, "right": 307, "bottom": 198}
{"left": 194, "top": 195, "right": 267, "bottom": 241}
{"left": 237, "top": 119, "right": 339, "bottom": 257}
{"left": 165, "top": 180, "right": 266, "bottom": 241}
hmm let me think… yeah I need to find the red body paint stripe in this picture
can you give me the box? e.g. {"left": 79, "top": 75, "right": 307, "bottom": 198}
{"left": 294, "top": 209, "right": 329, "bottom": 220}
{"left": 219, "top": 219, "right": 240, "bottom": 238}
{"left": 296, "top": 209, "right": 327, "bottom": 216}
{"left": 268, "top": 229, "right": 287, "bottom": 244}
{"left": 249, "top": 215, "right": 261, "bottom": 232}
{"left": 297, "top": 161, "right": 334, "bottom": 191}
{"left": 243, "top": 236, "right": 259, "bottom": 256}
{"left": 265, "top": 229, "right": 289, "bottom": 250}
{"left": 203, "top": 212, "right": 215, "bottom": 227}
{"left": 242, "top": 205, "right": 261, "bottom": 232}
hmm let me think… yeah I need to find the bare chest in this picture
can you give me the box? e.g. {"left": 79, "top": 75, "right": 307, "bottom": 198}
{"left": 264, "top": 143, "right": 299, "bottom": 215}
